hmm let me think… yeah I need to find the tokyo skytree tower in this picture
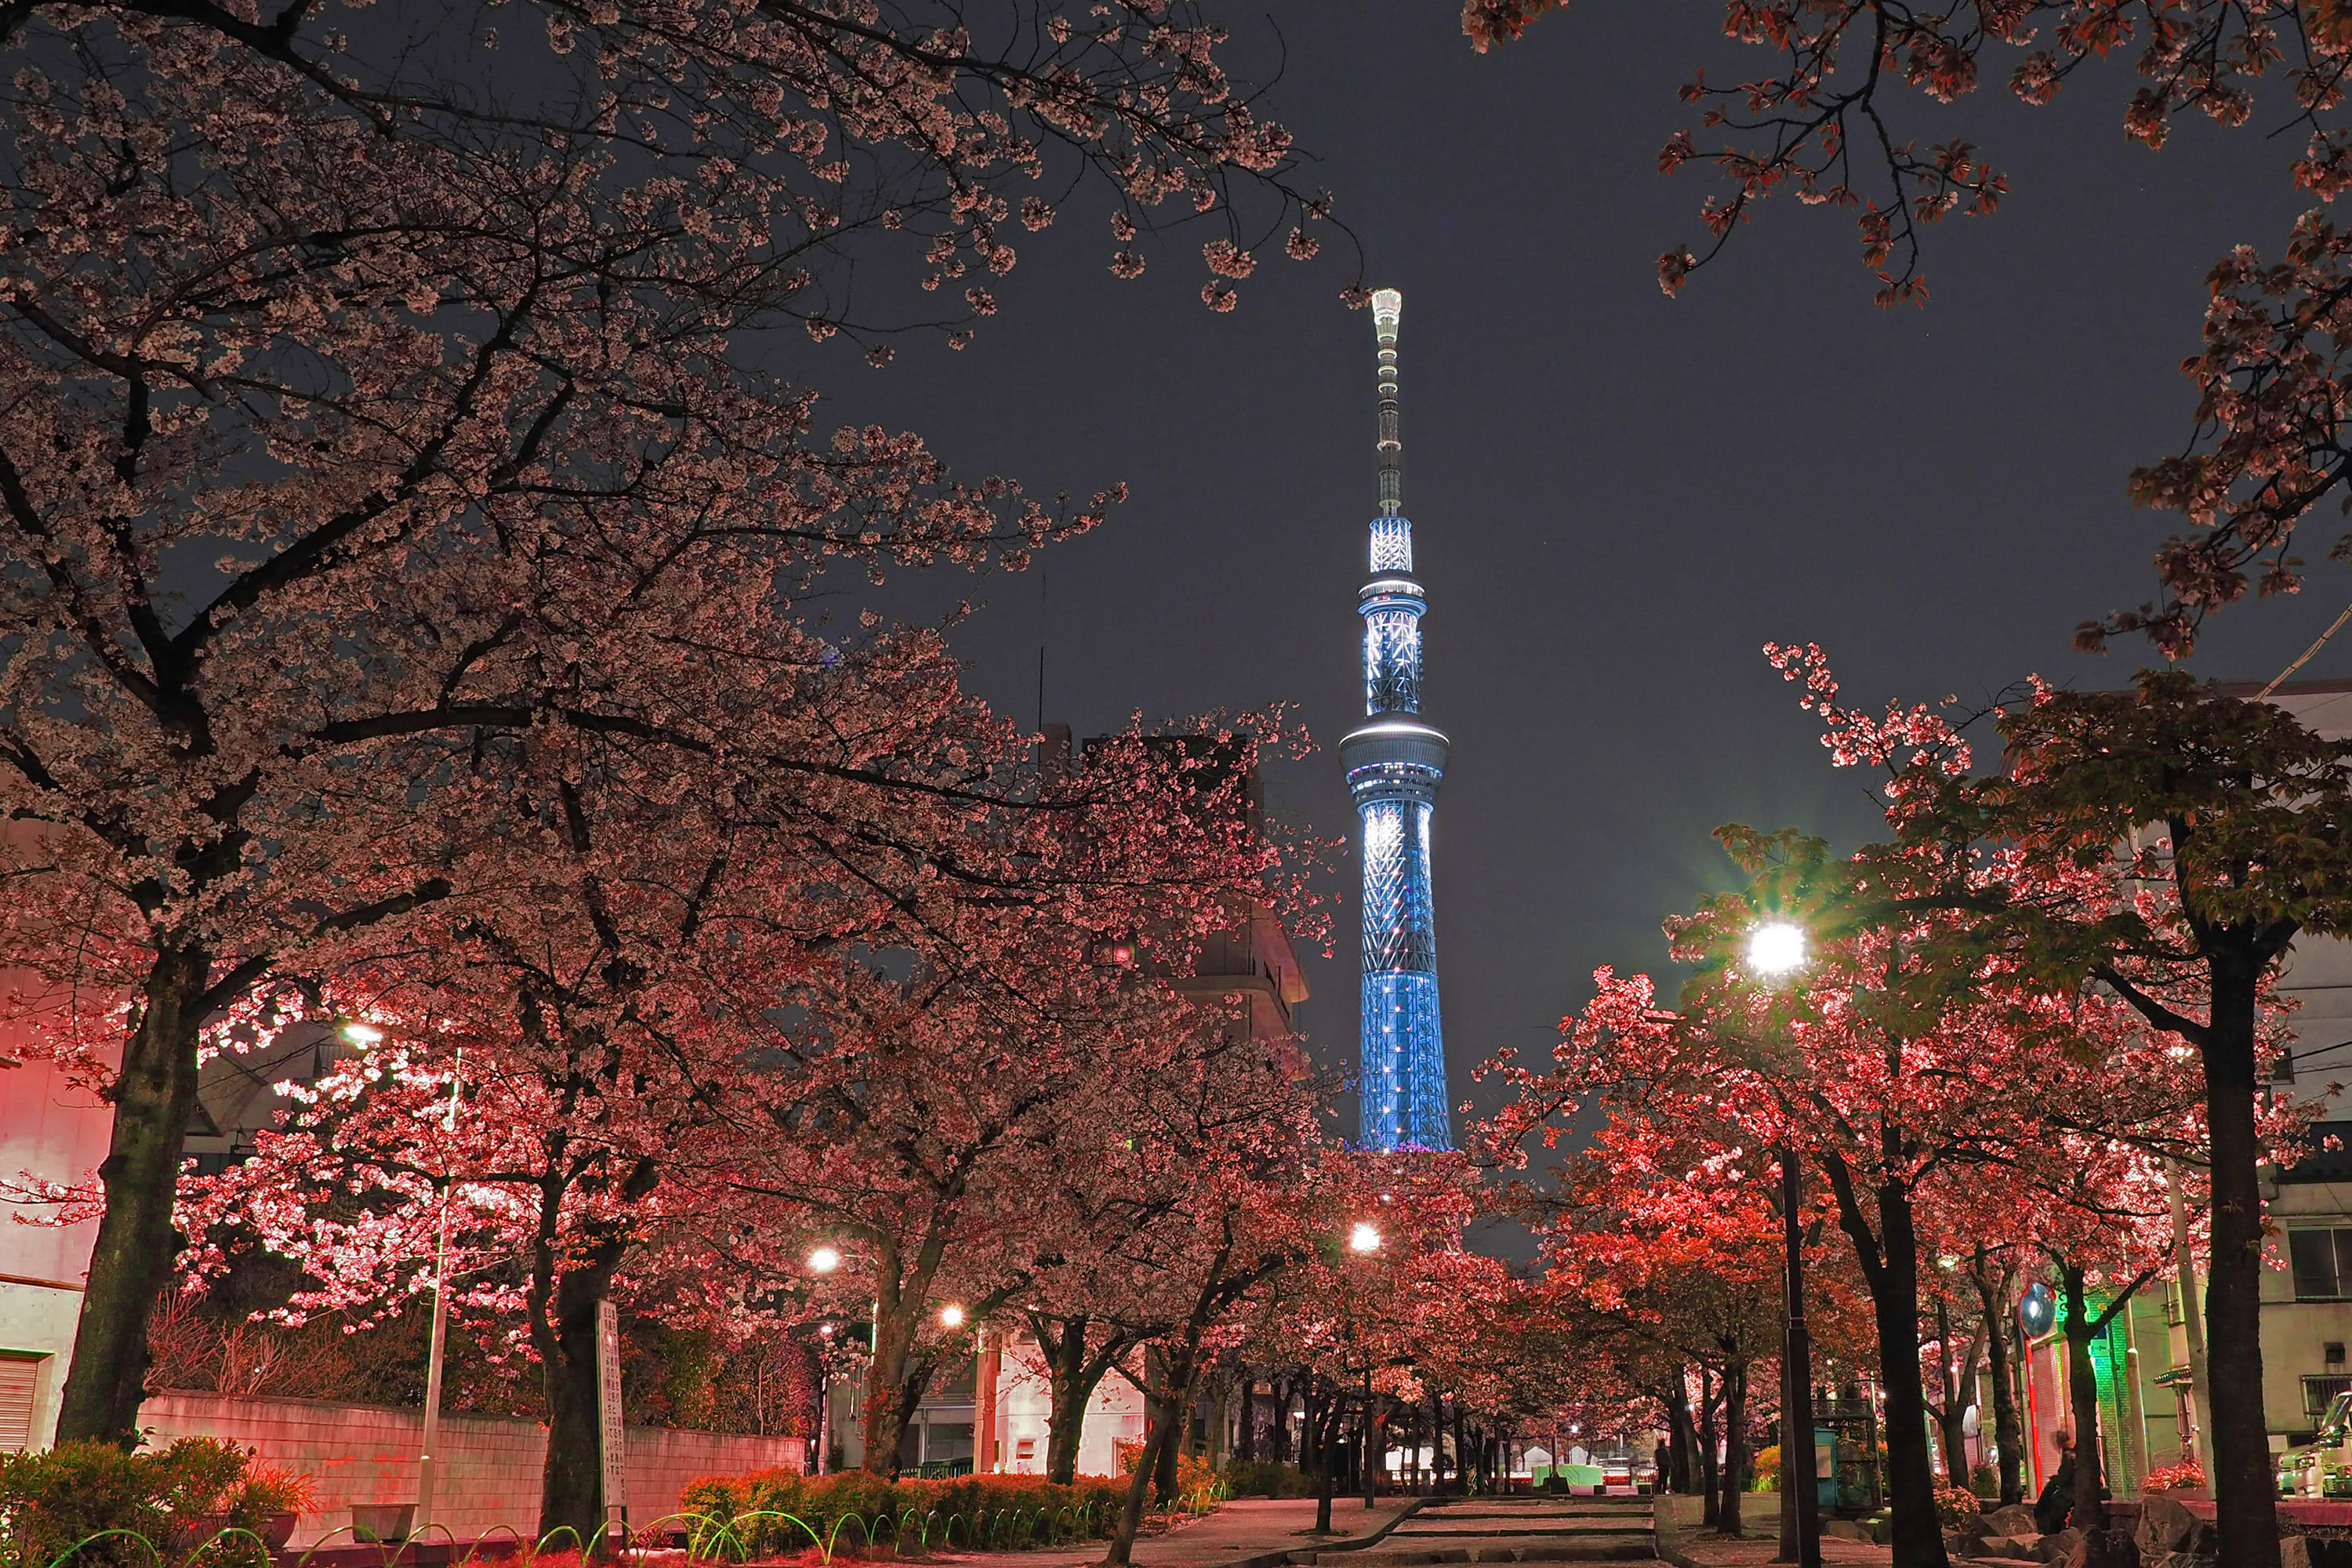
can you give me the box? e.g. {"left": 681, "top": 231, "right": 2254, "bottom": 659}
{"left": 1339, "top": 289, "right": 1453, "bottom": 1152}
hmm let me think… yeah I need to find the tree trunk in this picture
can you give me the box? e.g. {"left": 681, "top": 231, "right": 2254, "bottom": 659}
{"left": 1148, "top": 1347, "right": 1189, "bottom": 1507}
{"left": 2205, "top": 955, "right": 2282, "bottom": 1568}
{"left": 1313, "top": 1388, "right": 1338, "bottom": 1534}
{"left": 1931, "top": 1295, "right": 1963, "bottom": 1483}
{"left": 1715, "top": 1362, "right": 1748, "bottom": 1538}
{"left": 2059, "top": 1265, "right": 2107, "bottom": 1533}
{"left": 1109, "top": 1363, "right": 1187, "bottom": 1568}
{"left": 1872, "top": 1184, "right": 1947, "bottom": 1568}
{"left": 1667, "top": 1368, "right": 1697, "bottom": 1494}
{"left": 1239, "top": 1374, "right": 1257, "bottom": 1463}
{"left": 537, "top": 1258, "right": 615, "bottom": 1548}
{"left": 1816, "top": 1142, "right": 1947, "bottom": 1568}
{"left": 55, "top": 948, "right": 210, "bottom": 1446}
{"left": 1697, "top": 1369, "right": 1721, "bottom": 1528}
{"left": 1033, "top": 1316, "right": 1116, "bottom": 1486}
{"left": 1824, "top": 1152, "right": 1950, "bottom": 1568}
{"left": 860, "top": 1298, "right": 931, "bottom": 1477}
{"left": 1974, "top": 1255, "right": 2024, "bottom": 1506}
{"left": 527, "top": 1159, "right": 655, "bottom": 1549}
{"left": 1301, "top": 1384, "right": 1323, "bottom": 1474}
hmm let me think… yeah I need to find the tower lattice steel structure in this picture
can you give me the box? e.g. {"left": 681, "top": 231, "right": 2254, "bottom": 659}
{"left": 1341, "top": 289, "right": 1452, "bottom": 1152}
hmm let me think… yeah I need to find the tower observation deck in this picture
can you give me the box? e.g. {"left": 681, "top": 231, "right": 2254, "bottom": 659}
{"left": 1340, "top": 289, "right": 1452, "bottom": 1152}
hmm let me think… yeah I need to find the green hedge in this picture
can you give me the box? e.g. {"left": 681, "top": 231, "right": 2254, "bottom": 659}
{"left": 676, "top": 1469, "right": 1131, "bottom": 1559}
{"left": 0, "top": 1439, "right": 300, "bottom": 1568}
{"left": 1220, "top": 1461, "right": 1312, "bottom": 1499}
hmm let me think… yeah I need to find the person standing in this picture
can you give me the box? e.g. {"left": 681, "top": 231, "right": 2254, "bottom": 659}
{"left": 2033, "top": 1430, "right": 2078, "bottom": 1535}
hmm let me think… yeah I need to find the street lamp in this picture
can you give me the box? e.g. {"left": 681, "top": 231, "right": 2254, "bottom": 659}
{"left": 416, "top": 1046, "right": 463, "bottom": 1538}
{"left": 1748, "top": 921, "right": 1807, "bottom": 977}
{"left": 1344, "top": 1221, "right": 1383, "bottom": 1508}
{"left": 808, "top": 1246, "right": 841, "bottom": 1274}
{"left": 1748, "top": 919, "right": 1820, "bottom": 1568}
{"left": 938, "top": 1304, "right": 965, "bottom": 1330}
{"left": 342, "top": 1022, "right": 383, "bottom": 1045}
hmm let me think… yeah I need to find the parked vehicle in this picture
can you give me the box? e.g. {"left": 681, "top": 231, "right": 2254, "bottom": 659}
{"left": 2278, "top": 1389, "right": 2352, "bottom": 1497}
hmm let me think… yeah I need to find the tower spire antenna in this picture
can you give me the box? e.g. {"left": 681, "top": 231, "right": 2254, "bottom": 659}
{"left": 1373, "top": 288, "right": 1403, "bottom": 519}
{"left": 1341, "top": 287, "right": 1452, "bottom": 1152}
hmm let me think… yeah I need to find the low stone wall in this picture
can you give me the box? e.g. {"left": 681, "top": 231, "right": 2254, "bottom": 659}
{"left": 140, "top": 1391, "right": 805, "bottom": 1548}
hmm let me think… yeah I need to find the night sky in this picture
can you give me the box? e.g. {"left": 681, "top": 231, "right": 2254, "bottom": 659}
{"left": 836, "top": 5, "right": 2340, "bottom": 1142}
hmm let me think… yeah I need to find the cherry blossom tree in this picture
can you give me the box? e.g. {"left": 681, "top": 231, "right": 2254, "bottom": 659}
{"left": 1484, "top": 855, "right": 2201, "bottom": 1568}
{"left": 1962, "top": 1243, "right": 2029, "bottom": 1506}
{"left": 695, "top": 719, "right": 1322, "bottom": 1480}
{"left": 1757, "top": 646, "right": 2332, "bottom": 1566}
{"left": 1200, "top": 1149, "right": 1480, "bottom": 1533}
{"left": 1, "top": 0, "right": 1360, "bottom": 1446}
{"left": 1486, "top": 1117, "right": 1785, "bottom": 1535}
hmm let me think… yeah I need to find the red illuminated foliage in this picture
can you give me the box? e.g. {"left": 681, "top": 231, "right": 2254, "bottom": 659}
{"left": 1754, "top": 644, "right": 2338, "bottom": 1568}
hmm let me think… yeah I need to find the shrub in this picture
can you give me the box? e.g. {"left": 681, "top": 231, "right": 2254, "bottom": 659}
{"left": 1933, "top": 1483, "right": 1980, "bottom": 1528}
{"left": 1113, "top": 1445, "right": 1221, "bottom": 1514}
{"left": 1221, "top": 1461, "right": 1312, "bottom": 1498}
{"left": 1969, "top": 1464, "right": 1999, "bottom": 1501}
{"left": 0, "top": 1439, "right": 295, "bottom": 1568}
{"left": 1750, "top": 1445, "right": 1779, "bottom": 1492}
{"left": 2143, "top": 1460, "right": 2205, "bottom": 1494}
{"left": 0, "top": 1440, "right": 165, "bottom": 1568}
{"left": 676, "top": 1468, "right": 1139, "bottom": 1561}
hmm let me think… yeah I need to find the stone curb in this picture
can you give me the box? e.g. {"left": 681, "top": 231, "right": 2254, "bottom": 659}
{"left": 1218, "top": 1497, "right": 1432, "bottom": 1568}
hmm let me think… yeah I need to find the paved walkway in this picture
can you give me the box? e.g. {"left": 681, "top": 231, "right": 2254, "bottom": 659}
{"left": 1651, "top": 1497, "right": 1886, "bottom": 1568}
{"left": 933, "top": 1494, "right": 1665, "bottom": 1568}
{"left": 1362, "top": 1496, "right": 1654, "bottom": 1560}
{"left": 934, "top": 1497, "right": 1421, "bottom": 1568}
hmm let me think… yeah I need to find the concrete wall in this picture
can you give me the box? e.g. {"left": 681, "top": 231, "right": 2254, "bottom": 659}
{"left": 139, "top": 1392, "right": 804, "bottom": 1548}
{"left": 0, "top": 1051, "right": 114, "bottom": 1452}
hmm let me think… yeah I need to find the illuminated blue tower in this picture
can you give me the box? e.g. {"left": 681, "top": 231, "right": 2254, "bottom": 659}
{"left": 1340, "top": 289, "right": 1452, "bottom": 1152}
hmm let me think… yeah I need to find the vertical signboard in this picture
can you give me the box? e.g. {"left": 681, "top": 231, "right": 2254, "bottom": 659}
{"left": 597, "top": 1299, "right": 629, "bottom": 1525}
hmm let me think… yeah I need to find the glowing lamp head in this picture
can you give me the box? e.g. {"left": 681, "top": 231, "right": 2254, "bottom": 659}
{"left": 818, "top": 1323, "right": 835, "bottom": 1338}
{"left": 1370, "top": 289, "right": 1403, "bottom": 338}
{"left": 938, "top": 1305, "right": 965, "bottom": 1330}
{"left": 342, "top": 1022, "right": 383, "bottom": 1045}
{"left": 1348, "top": 1221, "right": 1383, "bottom": 1254}
{"left": 807, "top": 1246, "right": 840, "bottom": 1274}
{"left": 1746, "top": 921, "right": 1808, "bottom": 978}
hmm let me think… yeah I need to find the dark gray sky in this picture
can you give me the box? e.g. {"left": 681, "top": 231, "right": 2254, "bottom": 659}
{"left": 833, "top": 4, "right": 2339, "bottom": 1139}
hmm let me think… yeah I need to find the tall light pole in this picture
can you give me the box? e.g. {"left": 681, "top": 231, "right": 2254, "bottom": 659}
{"left": 1351, "top": 1222, "right": 1381, "bottom": 1510}
{"left": 808, "top": 1247, "right": 840, "bottom": 1475}
{"left": 1747, "top": 922, "right": 1820, "bottom": 1568}
{"left": 401, "top": 1029, "right": 463, "bottom": 1539}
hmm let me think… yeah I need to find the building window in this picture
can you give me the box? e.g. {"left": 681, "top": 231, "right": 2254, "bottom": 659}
{"left": 2307, "top": 1375, "right": 2352, "bottom": 1420}
{"left": 2290, "top": 1229, "right": 2352, "bottom": 1300}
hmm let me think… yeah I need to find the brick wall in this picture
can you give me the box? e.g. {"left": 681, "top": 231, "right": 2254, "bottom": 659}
{"left": 140, "top": 1392, "right": 805, "bottom": 1548}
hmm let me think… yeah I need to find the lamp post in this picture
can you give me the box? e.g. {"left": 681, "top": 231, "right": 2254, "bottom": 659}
{"left": 1747, "top": 923, "right": 1820, "bottom": 1568}
{"left": 808, "top": 1247, "right": 840, "bottom": 1475}
{"left": 1350, "top": 1222, "right": 1381, "bottom": 1510}
{"left": 402, "top": 1029, "right": 462, "bottom": 1539}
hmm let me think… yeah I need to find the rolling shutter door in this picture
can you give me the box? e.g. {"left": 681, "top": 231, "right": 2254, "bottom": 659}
{"left": 0, "top": 1358, "right": 36, "bottom": 1454}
